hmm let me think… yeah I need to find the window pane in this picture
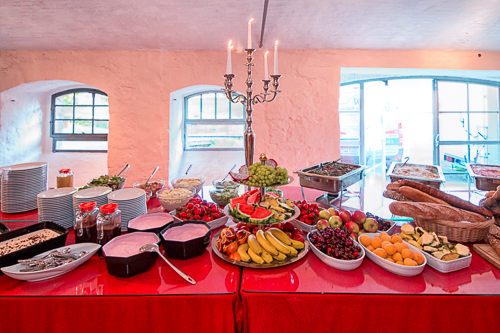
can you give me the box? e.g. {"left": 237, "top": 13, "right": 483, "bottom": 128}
{"left": 54, "top": 120, "right": 73, "bottom": 134}
{"left": 75, "top": 106, "right": 93, "bottom": 119}
{"left": 56, "top": 140, "right": 107, "bottom": 151}
{"left": 94, "top": 106, "right": 109, "bottom": 119}
{"left": 440, "top": 145, "right": 469, "bottom": 174}
{"left": 74, "top": 120, "right": 93, "bottom": 134}
{"left": 202, "top": 93, "right": 215, "bottom": 119}
{"left": 95, "top": 94, "right": 108, "bottom": 105}
{"left": 231, "top": 102, "right": 244, "bottom": 119}
{"left": 439, "top": 113, "right": 468, "bottom": 141}
{"left": 339, "top": 112, "right": 360, "bottom": 140}
{"left": 55, "top": 106, "right": 73, "bottom": 119}
{"left": 55, "top": 94, "right": 73, "bottom": 106}
{"left": 187, "top": 95, "right": 201, "bottom": 119}
{"left": 469, "top": 84, "right": 499, "bottom": 111}
{"left": 339, "top": 84, "right": 360, "bottom": 111}
{"left": 438, "top": 81, "right": 467, "bottom": 111}
{"left": 75, "top": 92, "right": 93, "bottom": 105}
{"left": 185, "top": 123, "right": 244, "bottom": 149}
{"left": 469, "top": 112, "right": 499, "bottom": 140}
{"left": 216, "top": 93, "right": 230, "bottom": 119}
{"left": 471, "top": 143, "right": 500, "bottom": 165}
{"left": 94, "top": 121, "right": 109, "bottom": 134}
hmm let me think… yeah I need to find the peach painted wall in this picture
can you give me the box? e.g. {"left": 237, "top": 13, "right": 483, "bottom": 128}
{"left": 1, "top": 50, "right": 500, "bottom": 185}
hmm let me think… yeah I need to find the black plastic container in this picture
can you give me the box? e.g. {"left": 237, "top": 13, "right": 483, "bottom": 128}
{"left": 160, "top": 220, "right": 211, "bottom": 260}
{"left": 102, "top": 232, "right": 160, "bottom": 278}
{"left": 0, "top": 222, "right": 9, "bottom": 234}
{"left": 127, "top": 212, "right": 173, "bottom": 235}
{"left": 0, "top": 221, "right": 68, "bottom": 270}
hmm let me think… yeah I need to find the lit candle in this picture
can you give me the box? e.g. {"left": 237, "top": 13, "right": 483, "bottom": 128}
{"left": 274, "top": 40, "right": 278, "bottom": 75}
{"left": 264, "top": 51, "right": 269, "bottom": 79}
{"left": 247, "top": 18, "right": 254, "bottom": 49}
{"left": 226, "top": 40, "right": 233, "bottom": 74}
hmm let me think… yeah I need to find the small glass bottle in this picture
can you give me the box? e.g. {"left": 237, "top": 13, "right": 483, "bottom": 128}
{"left": 96, "top": 203, "right": 122, "bottom": 246}
{"left": 57, "top": 169, "right": 74, "bottom": 188}
{"left": 75, "top": 202, "right": 99, "bottom": 244}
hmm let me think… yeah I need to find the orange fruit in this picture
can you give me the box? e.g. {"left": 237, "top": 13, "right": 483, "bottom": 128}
{"left": 229, "top": 252, "right": 241, "bottom": 262}
{"left": 359, "top": 235, "right": 371, "bottom": 247}
{"left": 402, "top": 249, "right": 414, "bottom": 260}
{"left": 404, "top": 258, "right": 418, "bottom": 266}
{"left": 391, "top": 235, "right": 403, "bottom": 243}
{"left": 386, "top": 258, "right": 395, "bottom": 263}
{"left": 371, "top": 237, "right": 382, "bottom": 249}
{"left": 373, "top": 248, "right": 387, "bottom": 259}
{"left": 413, "top": 252, "right": 425, "bottom": 265}
{"left": 396, "top": 261, "right": 404, "bottom": 265}
{"left": 394, "top": 243, "right": 406, "bottom": 253}
{"left": 381, "top": 235, "right": 392, "bottom": 243}
{"left": 384, "top": 243, "right": 397, "bottom": 256}
{"left": 392, "top": 252, "right": 403, "bottom": 262}
{"left": 367, "top": 245, "right": 375, "bottom": 252}
{"left": 381, "top": 240, "right": 392, "bottom": 248}
{"left": 379, "top": 232, "right": 389, "bottom": 239}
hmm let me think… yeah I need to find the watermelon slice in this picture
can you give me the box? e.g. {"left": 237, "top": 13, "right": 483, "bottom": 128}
{"left": 229, "top": 197, "right": 247, "bottom": 212}
{"left": 242, "top": 189, "right": 259, "bottom": 201}
{"left": 247, "top": 191, "right": 261, "bottom": 204}
{"left": 235, "top": 203, "right": 255, "bottom": 221}
{"left": 249, "top": 207, "right": 273, "bottom": 224}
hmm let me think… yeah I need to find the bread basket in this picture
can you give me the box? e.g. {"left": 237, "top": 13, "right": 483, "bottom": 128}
{"left": 413, "top": 217, "right": 494, "bottom": 243}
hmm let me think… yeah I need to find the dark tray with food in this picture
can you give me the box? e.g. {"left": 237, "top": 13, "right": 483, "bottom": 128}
{"left": 387, "top": 162, "right": 445, "bottom": 189}
{"left": 466, "top": 163, "right": 500, "bottom": 191}
{"left": 294, "top": 161, "right": 365, "bottom": 194}
{"left": 0, "top": 222, "right": 68, "bottom": 270}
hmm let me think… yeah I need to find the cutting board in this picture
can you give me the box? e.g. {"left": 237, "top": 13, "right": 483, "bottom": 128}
{"left": 473, "top": 244, "right": 500, "bottom": 270}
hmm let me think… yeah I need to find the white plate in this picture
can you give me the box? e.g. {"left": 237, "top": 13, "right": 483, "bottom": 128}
{"left": 74, "top": 187, "right": 112, "bottom": 198}
{"left": 1, "top": 243, "right": 101, "bottom": 282}
{"left": 108, "top": 188, "right": 146, "bottom": 201}
{"left": 360, "top": 233, "right": 427, "bottom": 277}
{"left": 37, "top": 188, "right": 77, "bottom": 198}
{"left": 169, "top": 210, "right": 229, "bottom": 229}
{"left": 1, "top": 162, "right": 48, "bottom": 171}
{"left": 403, "top": 240, "right": 472, "bottom": 273}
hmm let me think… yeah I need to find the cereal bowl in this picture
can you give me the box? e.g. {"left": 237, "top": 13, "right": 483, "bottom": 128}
{"left": 133, "top": 179, "right": 165, "bottom": 200}
{"left": 157, "top": 186, "right": 195, "bottom": 211}
{"left": 172, "top": 176, "right": 205, "bottom": 194}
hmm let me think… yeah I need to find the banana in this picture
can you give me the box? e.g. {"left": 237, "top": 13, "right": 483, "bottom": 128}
{"left": 272, "top": 252, "right": 287, "bottom": 261}
{"left": 268, "top": 228, "right": 293, "bottom": 245}
{"left": 247, "top": 234, "right": 263, "bottom": 255}
{"left": 290, "top": 239, "right": 305, "bottom": 250}
{"left": 256, "top": 230, "right": 279, "bottom": 255}
{"left": 247, "top": 247, "right": 265, "bottom": 264}
{"left": 237, "top": 243, "right": 251, "bottom": 262}
{"left": 285, "top": 244, "right": 298, "bottom": 257}
{"left": 260, "top": 248, "right": 274, "bottom": 263}
{"left": 264, "top": 230, "right": 291, "bottom": 255}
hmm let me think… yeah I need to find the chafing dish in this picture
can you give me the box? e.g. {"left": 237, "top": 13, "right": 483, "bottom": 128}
{"left": 386, "top": 162, "right": 445, "bottom": 189}
{"left": 466, "top": 163, "right": 500, "bottom": 191}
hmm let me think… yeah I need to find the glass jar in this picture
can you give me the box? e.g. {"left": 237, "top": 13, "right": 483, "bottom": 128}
{"left": 96, "top": 203, "right": 122, "bottom": 246}
{"left": 209, "top": 178, "right": 239, "bottom": 207}
{"left": 75, "top": 202, "right": 99, "bottom": 244}
{"left": 57, "top": 169, "right": 74, "bottom": 188}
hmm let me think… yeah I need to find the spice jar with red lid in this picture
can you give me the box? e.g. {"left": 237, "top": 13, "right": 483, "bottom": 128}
{"left": 57, "top": 169, "right": 74, "bottom": 188}
{"left": 97, "top": 203, "right": 121, "bottom": 246}
{"left": 75, "top": 201, "right": 99, "bottom": 244}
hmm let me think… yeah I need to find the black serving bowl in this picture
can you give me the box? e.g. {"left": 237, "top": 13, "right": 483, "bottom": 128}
{"left": 127, "top": 212, "right": 173, "bottom": 235}
{"left": 0, "top": 222, "right": 9, "bottom": 234}
{"left": 160, "top": 220, "right": 212, "bottom": 260}
{"left": 102, "top": 232, "right": 161, "bottom": 278}
{"left": 0, "top": 221, "right": 68, "bottom": 271}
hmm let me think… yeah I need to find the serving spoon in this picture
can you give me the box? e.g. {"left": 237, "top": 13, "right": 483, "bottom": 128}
{"left": 139, "top": 244, "right": 196, "bottom": 285}
{"left": 117, "top": 164, "right": 130, "bottom": 177}
{"left": 145, "top": 166, "right": 159, "bottom": 185}
{"left": 221, "top": 164, "right": 236, "bottom": 182}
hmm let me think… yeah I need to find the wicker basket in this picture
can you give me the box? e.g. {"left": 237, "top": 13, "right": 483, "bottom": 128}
{"left": 413, "top": 217, "right": 495, "bottom": 243}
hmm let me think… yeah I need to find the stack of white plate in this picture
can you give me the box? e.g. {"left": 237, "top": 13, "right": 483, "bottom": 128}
{"left": 73, "top": 187, "right": 111, "bottom": 213}
{"left": 108, "top": 188, "right": 147, "bottom": 231}
{"left": 37, "top": 187, "right": 78, "bottom": 228}
{"left": 1, "top": 162, "right": 48, "bottom": 213}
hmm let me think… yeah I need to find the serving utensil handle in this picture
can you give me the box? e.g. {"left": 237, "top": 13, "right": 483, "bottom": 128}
{"left": 157, "top": 251, "right": 196, "bottom": 285}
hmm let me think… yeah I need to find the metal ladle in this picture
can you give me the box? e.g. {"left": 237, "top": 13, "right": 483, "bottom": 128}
{"left": 145, "top": 166, "right": 159, "bottom": 185}
{"left": 139, "top": 244, "right": 196, "bottom": 285}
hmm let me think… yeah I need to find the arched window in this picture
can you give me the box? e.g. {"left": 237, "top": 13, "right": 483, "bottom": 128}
{"left": 184, "top": 91, "right": 245, "bottom": 150}
{"left": 50, "top": 88, "right": 109, "bottom": 152}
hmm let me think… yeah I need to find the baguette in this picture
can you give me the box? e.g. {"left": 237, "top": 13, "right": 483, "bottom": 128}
{"left": 399, "top": 180, "right": 492, "bottom": 217}
{"left": 399, "top": 186, "right": 450, "bottom": 205}
{"left": 383, "top": 190, "right": 412, "bottom": 202}
{"left": 386, "top": 181, "right": 402, "bottom": 192}
{"left": 389, "top": 202, "right": 487, "bottom": 222}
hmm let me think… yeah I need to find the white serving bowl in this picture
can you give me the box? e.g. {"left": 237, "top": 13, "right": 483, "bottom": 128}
{"left": 157, "top": 186, "right": 195, "bottom": 212}
{"left": 361, "top": 233, "right": 427, "bottom": 277}
{"left": 307, "top": 230, "right": 365, "bottom": 271}
{"left": 171, "top": 176, "right": 205, "bottom": 194}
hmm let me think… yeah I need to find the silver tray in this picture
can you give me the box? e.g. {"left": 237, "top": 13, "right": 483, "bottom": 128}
{"left": 466, "top": 163, "right": 500, "bottom": 191}
{"left": 211, "top": 229, "right": 309, "bottom": 268}
{"left": 294, "top": 162, "right": 365, "bottom": 194}
{"left": 386, "top": 162, "right": 445, "bottom": 189}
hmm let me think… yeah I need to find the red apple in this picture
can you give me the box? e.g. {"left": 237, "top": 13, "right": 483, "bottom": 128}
{"left": 328, "top": 215, "right": 343, "bottom": 228}
{"left": 236, "top": 222, "right": 245, "bottom": 229}
{"left": 328, "top": 208, "right": 340, "bottom": 217}
{"left": 352, "top": 210, "right": 366, "bottom": 225}
{"left": 285, "top": 231, "right": 293, "bottom": 239}
{"left": 293, "top": 233, "right": 305, "bottom": 243}
{"left": 318, "top": 209, "right": 331, "bottom": 220}
{"left": 345, "top": 221, "right": 360, "bottom": 233}
{"left": 316, "top": 219, "right": 330, "bottom": 230}
{"left": 270, "top": 223, "right": 282, "bottom": 230}
{"left": 339, "top": 210, "right": 352, "bottom": 224}
{"left": 292, "top": 228, "right": 303, "bottom": 237}
{"left": 350, "top": 232, "right": 359, "bottom": 241}
{"left": 282, "top": 221, "right": 295, "bottom": 232}
{"left": 358, "top": 230, "right": 367, "bottom": 235}
{"left": 362, "top": 218, "right": 378, "bottom": 233}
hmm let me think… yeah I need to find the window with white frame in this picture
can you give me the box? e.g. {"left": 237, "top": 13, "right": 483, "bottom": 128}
{"left": 50, "top": 89, "right": 109, "bottom": 152}
{"left": 184, "top": 91, "right": 245, "bottom": 150}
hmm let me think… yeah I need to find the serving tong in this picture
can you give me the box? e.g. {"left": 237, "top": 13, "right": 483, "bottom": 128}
{"left": 18, "top": 248, "right": 88, "bottom": 272}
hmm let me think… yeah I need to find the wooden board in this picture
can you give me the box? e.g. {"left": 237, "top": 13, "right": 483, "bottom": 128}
{"left": 473, "top": 244, "right": 500, "bottom": 270}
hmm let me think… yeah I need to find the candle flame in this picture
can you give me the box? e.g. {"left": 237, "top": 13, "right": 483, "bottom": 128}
{"left": 265, "top": 51, "right": 269, "bottom": 56}
{"left": 275, "top": 40, "right": 279, "bottom": 46}
{"left": 249, "top": 18, "right": 254, "bottom": 23}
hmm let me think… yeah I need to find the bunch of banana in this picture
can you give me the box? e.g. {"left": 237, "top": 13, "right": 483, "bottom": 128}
{"left": 238, "top": 227, "right": 305, "bottom": 265}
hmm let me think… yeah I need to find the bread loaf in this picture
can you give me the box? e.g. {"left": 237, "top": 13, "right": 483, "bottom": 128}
{"left": 389, "top": 202, "right": 487, "bottom": 222}
{"left": 399, "top": 186, "right": 450, "bottom": 205}
{"left": 386, "top": 181, "right": 402, "bottom": 192}
{"left": 488, "top": 234, "right": 500, "bottom": 258}
{"left": 383, "top": 190, "right": 412, "bottom": 202}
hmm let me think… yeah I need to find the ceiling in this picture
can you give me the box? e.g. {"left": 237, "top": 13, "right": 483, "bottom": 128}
{"left": 1, "top": 0, "right": 500, "bottom": 52}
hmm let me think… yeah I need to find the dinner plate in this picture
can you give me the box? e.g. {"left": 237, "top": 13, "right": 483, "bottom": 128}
{"left": 108, "top": 188, "right": 145, "bottom": 201}
{"left": 74, "top": 187, "right": 112, "bottom": 198}
{"left": 37, "top": 187, "right": 77, "bottom": 198}
{"left": 1, "top": 243, "right": 101, "bottom": 282}
{"left": 1, "top": 162, "right": 47, "bottom": 172}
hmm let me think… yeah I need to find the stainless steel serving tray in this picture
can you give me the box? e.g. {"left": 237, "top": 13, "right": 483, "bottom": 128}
{"left": 294, "top": 162, "right": 365, "bottom": 194}
{"left": 466, "top": 163, "right": 500, "bottom": 191}
{"left": 386, "top": 162, "right": 445, "bottom": 189}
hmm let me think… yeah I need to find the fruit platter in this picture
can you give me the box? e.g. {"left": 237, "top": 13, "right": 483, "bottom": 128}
{"left": 229, "top": 157, "right": 293, "bottom": 188}
{"left": 212, "top": 222, "right": 309, "bottom": 268}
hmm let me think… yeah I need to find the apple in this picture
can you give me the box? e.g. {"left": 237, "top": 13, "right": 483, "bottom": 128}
{"left": 362, "top": 218, "right": 379, "bottom": 233}
{"left": 345, "top": 221, "right": 360, "bottom": 233}
{"left": 316, "top": 219, "right": 330, "bottom": 230}
{"left": 350, "top": 232, "right": 359, "bottom": 241}
{"left": 328, "top": 208, "right": 340, "bottom": 217}
{"left": 328, "top": 215, "right": 343, "bottom": 228}
{"left": 318, "top": 209, "right": 331, "bottom": 220}
{"left": 293, "top": 233, "right": 305, "bottom": 243}
{"left": 339, "top": 210, "right": 352, "bottom": 224}
{"left": 358, "top": 229, "right": 367, "bottom": 235}
{"left": 282, "top": 221, "right": 295, "bottom": 232}
{"left": 270, "top": 223, "right": 282, "bottom": 230}
{"left": 285, "top": 231, "right": 293, "bottom": 239}
{"left": 352, "top": 210, "right": 366, "bottom": 225}
{"left": 292, "top": 228, "right": 303, "bottom": 237}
